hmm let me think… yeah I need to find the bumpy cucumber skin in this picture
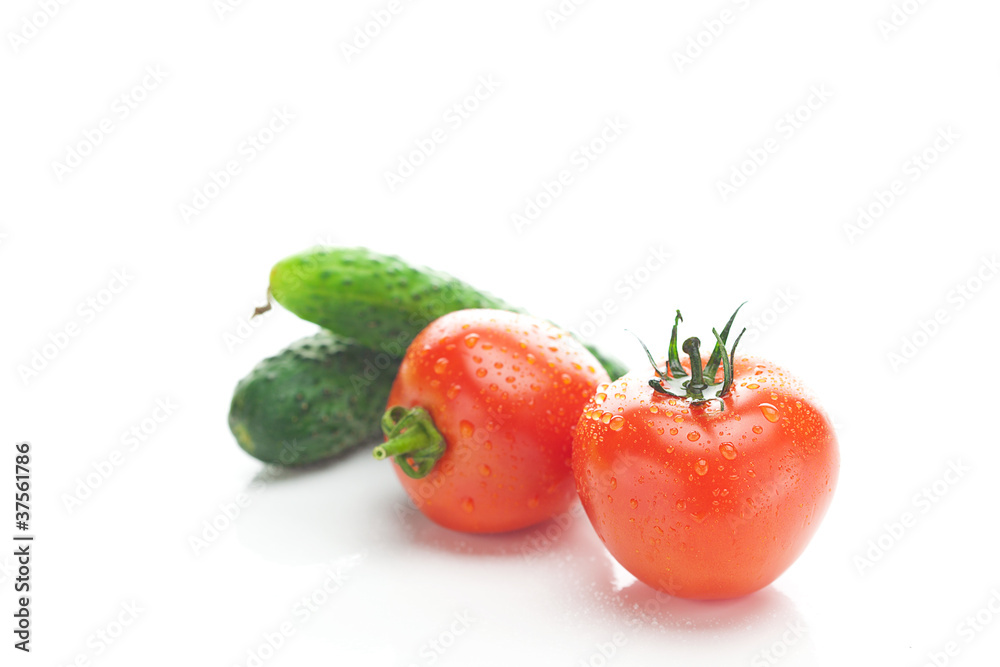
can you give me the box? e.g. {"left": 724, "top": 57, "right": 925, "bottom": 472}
{"left": 228, "top": 331, "right": 400, "bottom": 466}
{"left": 270, "top": 247, "right": 514, "bottom": 353}
{"left": 269, "top": 246, "right": 628, "bottom": 379}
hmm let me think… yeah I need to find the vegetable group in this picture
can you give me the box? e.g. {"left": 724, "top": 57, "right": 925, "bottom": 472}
{"left": 230, "top": 246, "right": 625, "bottom": 467}
{"left": 229, "top": 245, "right": 840, "bottom": 601}
{"left": 571, "top": 309, "right": 839, "bottom": 599}
{"left": 374, "top": 309, "right": 609, "bottom": 533}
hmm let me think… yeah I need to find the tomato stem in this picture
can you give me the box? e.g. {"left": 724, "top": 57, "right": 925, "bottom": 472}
{"left": 682, "top": 337, "right": 706, "bottom": 399}
{"left": 635, "top": 305, "right": 748, "bottom": 407}
{"left": 373, "top": 406, "right": 446, "bottom": 479}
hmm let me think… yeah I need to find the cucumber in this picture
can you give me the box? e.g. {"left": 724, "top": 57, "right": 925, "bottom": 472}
{"left": 269, "top": 246, "right": 628, "bottom": 379}
{"left": 228, "top": 331, "right": 400, "bottom": 466}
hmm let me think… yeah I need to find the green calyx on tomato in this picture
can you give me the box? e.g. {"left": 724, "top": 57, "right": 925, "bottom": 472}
{"left": 633, "top": 303, "right": 747, "bottom": 408}
{"left": 373, "top": 406, "right": 445, "bottom": 479}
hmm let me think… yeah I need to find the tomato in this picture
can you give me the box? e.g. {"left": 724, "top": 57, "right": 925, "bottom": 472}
{"left": 571, "top": 309, "right": 839, "bottom": 599}
{"left": 374, "top": 309, "right": 610, "bottom": 533}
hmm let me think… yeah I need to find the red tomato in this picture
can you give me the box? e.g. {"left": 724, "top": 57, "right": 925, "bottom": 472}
{"left": 572, "top": 311, "right": 838, "bottom": 599}
{"left": 375, "top": 309, "right": 610, "bottom": 533}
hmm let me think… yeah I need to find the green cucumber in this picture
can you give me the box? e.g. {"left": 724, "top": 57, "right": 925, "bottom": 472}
{"left": 269, "top": 246, "right": 627, "bottom": 379}
{"left": 228, "top": 331, "right": 400, "bottom": 466}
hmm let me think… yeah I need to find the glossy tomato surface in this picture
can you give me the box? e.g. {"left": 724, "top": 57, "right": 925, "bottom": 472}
{"left": 572, "top": 356, "right": 838, "bottom": 599}
{"left": 387, "top": 309, "right": 609, "bottom": 533}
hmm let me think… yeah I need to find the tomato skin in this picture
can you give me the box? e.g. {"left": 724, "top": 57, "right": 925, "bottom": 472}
{"left": 386, "top": 309, "right": 610, "bottom": 533}
{"left": 571, "top": 356, "right": 838, "bottom": 599}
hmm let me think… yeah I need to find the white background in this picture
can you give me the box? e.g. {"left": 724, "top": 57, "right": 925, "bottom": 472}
{"left": 3, "top": 1, "right": 1000, "bottom": 665}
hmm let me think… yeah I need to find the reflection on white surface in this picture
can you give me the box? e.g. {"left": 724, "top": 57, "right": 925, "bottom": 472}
{"left": 230, "top": 447, "right": 817, "bottom": 665}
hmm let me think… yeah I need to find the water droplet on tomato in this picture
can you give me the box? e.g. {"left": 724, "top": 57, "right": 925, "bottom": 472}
{"left": 649, "top": 405, "right": 658, "bottom": 413}
{"left": 476, "top": 368, "right": 488, "bottom": 378}
{"left": 629, "top": 498, "right": 638, "bottom": 509}
{"left": 601, "top": 412, "right": 612, "bottom": 424}
{"left": 609, "top": 416, "right": 625, "bottom": 431}
{"left": 746, "top": 383, "right": 760, "bottom": 389}
{"left": 561, "top": 373, "right": 572, "bottom": 385}
{"left": 526, "top": 353, "right": 536, "bottom": 364}
{"left": 489, "top": 383, "right": 499, "bottom": 392}
{"left": 595, "top": 393, "right": 607, "bottom": 403}
{"left": 609, "top": 477, "right": 617, "bottom": 490}
{"left": 669, "top": 427, "right": 678, "bottom": 436}
{"left": 494, "top": 362, "right": 503, "bottom": 369}
{"left": 461, "top": 498, "right": 475, "bottom": 513}
{"left": 719, "top": 443, "right": 737, "bottom": 460}
{"left": 675, "top": 500, "right": 686, "bottom": 511}
{"left": 460, "top": 420, "right": 474, "bottom": 438}
{"left": 464, "top": 334, "right": 479, "bottom": 348}
{"left": 447, "top": 384, "right": 461, "bottom": 399}
{"left": 607, "top": 495, "right": 614, "bottom": 503}
{"left": 759, "top": 403, "right": 779, "bottom": 422}
{"left": 505, "top": 376, "right": 515, "bottom": 383}
{"left": 434, "top": 358, "right": 448, "bottom": 374}
{"left": 479, "top": 464, "right": 491, "bottom": 477}
{"left": 752, "top": 425, "right": 763, "bottom": 434}
{"left": 687, "top": 431, "right": 700, "bottom": 442}
{"left": 694, "top": 460, "right": 708, "bottom": 476}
